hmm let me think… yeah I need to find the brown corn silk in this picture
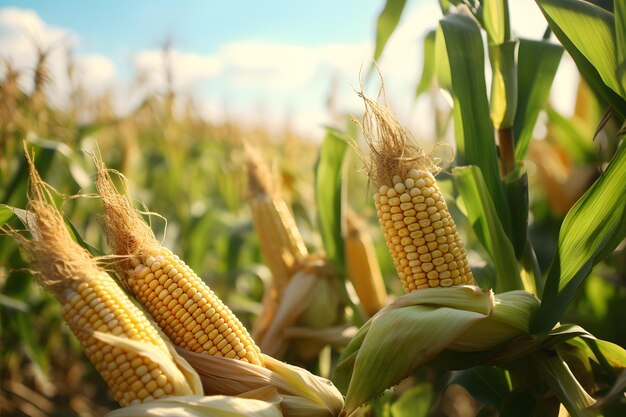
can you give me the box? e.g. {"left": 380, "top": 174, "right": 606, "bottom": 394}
{"left": 94, "top": 157, "right": 263, "bottom": 366}
{"left": 360, "top": 93, "right": 474, "bottom": 292}
{"left": 17, "top": 156, "right": 196, "bottom": 406}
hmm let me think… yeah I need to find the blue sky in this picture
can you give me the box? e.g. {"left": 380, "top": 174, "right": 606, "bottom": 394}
{"left": 0, "top": 1, "right": 575, "bottom": 140}
{"left": 9, "top": 1, "right": 382, "bottom": 76}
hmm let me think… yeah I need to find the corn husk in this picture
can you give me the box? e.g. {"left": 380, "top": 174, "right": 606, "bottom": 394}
{"left": 178, "top": 350, "right": 344, "bottom": 417}
{"left": 12, "top": 148, "right": 203, "bottom": 404}
{"left": 106, "top": 391, "right": 283, "bottom": 417}
{"left": 257, "top": 256, "right": 341, "bottom": 359}
{"left": 333, "top": 286, "right": 539, "bottom": 416}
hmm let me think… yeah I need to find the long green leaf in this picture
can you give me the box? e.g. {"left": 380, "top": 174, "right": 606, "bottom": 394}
{"left": 390, "top": 384, "right": 434, "bottom": 417}
{"left": 536, "top": 0, "right": 626, "bottom": 117}
{"left": 533, "top": 351, "right": 596, "bottom": 417}
{"left": 314, "top": 128, "right": 348, "bottom": 269}
{"left": 514, "top": 39, "right": 563, "bottom": 160}
{"left": 454, "top": 165, "right": 521, "bottom": 292}
{"left": 415, "top": 30, "right": 436, "bottom": 98}
{"left": 372, "top": 0, "right": 407, "bottom": 65}
{"left": 546, "top": 107, "right": 596, "bottom": 164}
{"left": 616, "top": 0, "right": 626, "bottom": 95}
{"left": 0, "top": 205, "right": 15, "bottom": 227}
{"left": 449, "top": 366, "right": 511, "bottom": 409}
{"left": 533, "top": 140, "right": 626, "bottom": 332}
{"left": 438, "top": 14, "right": 511, "bottom": 234}
{"left": 503, "top": 162, "right": 528, "bottom": 262}
{"left": 482, "top": 0, "right": 508, "bottom": 44}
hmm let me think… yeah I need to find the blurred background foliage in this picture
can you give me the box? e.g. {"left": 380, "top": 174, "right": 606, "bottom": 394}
{"left": 1, "top": 0, "right": 625, "bottom": 416}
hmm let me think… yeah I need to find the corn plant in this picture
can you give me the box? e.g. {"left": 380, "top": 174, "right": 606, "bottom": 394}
{"left": 326, "top": 0, "right": 626, "bottom": 416}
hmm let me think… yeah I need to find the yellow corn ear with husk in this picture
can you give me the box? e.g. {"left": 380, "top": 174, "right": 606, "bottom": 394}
{"left": 14, "top": 152, "right": 202, "bottom": 407}
{"left": 334, "top": 286, "right": 540, "bottom": 416}
{"left": 94, "top": 156, "right": 263, "bottom": 367}
{"left": 360, "top": 92, "right": 474, "bottom": 292}
{"left": 245, "top": 146, "right": 308, "bottom": 291}
{"left": 344, "top": 208, "right": 387, "bottom": 316}
{"left": 245, "top": 147, "right": 309, "bottom": 342}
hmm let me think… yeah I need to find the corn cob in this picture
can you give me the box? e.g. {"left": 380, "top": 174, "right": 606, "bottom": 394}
{"left": 360, "top": 92, "right": 474, "bottom": 293}
{"left": 94, "top": 158, "right": 263, "bottom": 366}
{"left": 245, "top": 146, "right": 308, "bottom": 290}
{"left": 16, "top": 155, "right": 199, "bottom": 406}
{"left": 344, "top": 209, "right": 387, "bottom": 316}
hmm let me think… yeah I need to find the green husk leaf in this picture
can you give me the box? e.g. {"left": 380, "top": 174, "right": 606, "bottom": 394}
{"left": 338, "top": 286, "right": 494, "bottom": 414}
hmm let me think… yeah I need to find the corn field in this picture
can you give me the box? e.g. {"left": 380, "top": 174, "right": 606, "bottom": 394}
{"left": 1, "top": 0, "right": 626, "bottom": 416}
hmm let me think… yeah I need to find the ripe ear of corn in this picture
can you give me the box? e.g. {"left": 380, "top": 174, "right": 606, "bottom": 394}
{"left": 15, "top": 152, "right": 202, "bottom": 407}
{"left": 359, "top": 92, "right": 474, "bottom": 292}
{"left": 373, "top": 170, "right": 474, "bottom": 292}
{"left": 245, "top": 147, "right": 309, "bottom": 343}
{"left": 344, "top": 209, "right": 387, "bottom": 316}
{"left": 94, "top": 156, "right": 263, "bottom": 368}
{"left": 245, "top": 146, "right": 308, "bottom": 292}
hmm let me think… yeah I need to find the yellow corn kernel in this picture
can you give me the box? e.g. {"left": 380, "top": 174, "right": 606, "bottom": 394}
{"left": 95, "top": 157, "right": 263, "bottom": 366}
{"left": 374, "top": 170, "right": 474, "bottom": 292}
{"left": 15, "top": 155, "right": 197, "bottom": 406}
{"left": 245, "top": 147, "right": 308, "bottom": 290}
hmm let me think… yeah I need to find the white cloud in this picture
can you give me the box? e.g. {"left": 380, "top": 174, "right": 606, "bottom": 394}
{"left": 0, "top": 7, "right": 118, "bottom": 109}
{"left": 0, "top": 2, "right": 583, "bottom": 141}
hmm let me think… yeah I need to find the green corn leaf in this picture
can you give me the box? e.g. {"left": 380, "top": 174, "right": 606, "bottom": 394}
{"left": 0, "top": 204, "right": 15, "bottom": 227}
{"left": 489, "top": 40, "right": 518, "bottom": 129}
{"left": 390, "top": 384, "right": 434, "bottom": 417}
{"left": 415, "top": 30, "right": 437, "bottom": 98}
{"left": 536, "top": 0, "right": 626, "bottom": 117}
{"left": 499, "top": 391, "right": 548, "bottom": 417}
{"left": 434, "top": 26, "right": 452, "bottom": 92}
{"left": 514, "top": 39, "right": 563, "bottom": 161}
{"left": 439, "top": 0, "right": 451, "bottom": 14}
{"left": 448, "top": 366, "right": 511, "bottom": 409}
{"left": 482, "top": 0, "right": 509, "bottom": 44}
{"left": 314, "top": 128, "right": 348, "bottom": 270}
{"left": 533, "top": 351, "right": 596, "bottom": 417}
{"left": 63, "top": 215, "right": 103, "bottom": 257}
{"left": 533, "top": 140, "right": 626, "bottom": 333}
{"left": 372, "top": 0, "right": 407, "bottom": 66}
{"left": 616, "top": 0, "right": 626, "bottom": 94}
{"left": 546, "top": 107, "right": 597, "bottom": 164}
{"left": 454, "top": 165, "right": 521, "bottom": 292}
{"left": 503, "top": 162, "right": 529, "bottom": 262}
{"left": 438, "top": 14, "right": 511, "bottom": 233}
